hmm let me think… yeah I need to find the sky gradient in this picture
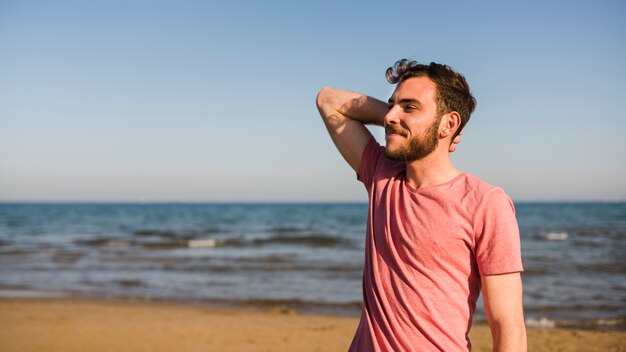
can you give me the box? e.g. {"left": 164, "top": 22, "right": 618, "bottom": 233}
{"left": 1, "top": 0, "right": 625, "bottom": 202}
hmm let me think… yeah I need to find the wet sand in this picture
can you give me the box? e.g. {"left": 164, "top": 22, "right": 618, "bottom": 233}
{"left": 0, "top": 297, "right": 624, "bottom": 351}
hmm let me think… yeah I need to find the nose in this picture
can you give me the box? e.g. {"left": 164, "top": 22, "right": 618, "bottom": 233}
{"left": 384, "top": 105, "right": 400, "bottom": 126}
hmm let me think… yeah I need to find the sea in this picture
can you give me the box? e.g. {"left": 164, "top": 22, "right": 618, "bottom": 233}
{"left": 0, "top": 202, "right": 624, "bottom": 331}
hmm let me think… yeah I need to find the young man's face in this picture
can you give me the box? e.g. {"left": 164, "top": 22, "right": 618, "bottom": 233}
{"left": 384, "top": 76, "right": 441, "bottom": 161}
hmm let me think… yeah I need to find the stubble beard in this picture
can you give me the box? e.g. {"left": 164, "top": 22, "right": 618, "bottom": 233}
{"left": 385, "top": 116, "right": 441, "bottom": 162}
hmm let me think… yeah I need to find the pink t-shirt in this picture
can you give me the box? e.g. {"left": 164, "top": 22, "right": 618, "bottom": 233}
{"left": 349, "top": 139, "right": 523, "bottom": 352}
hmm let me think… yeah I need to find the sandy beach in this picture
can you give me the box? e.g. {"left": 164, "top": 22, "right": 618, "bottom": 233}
{"left": 0, "top": 297, "right": 624, "bottom": 352}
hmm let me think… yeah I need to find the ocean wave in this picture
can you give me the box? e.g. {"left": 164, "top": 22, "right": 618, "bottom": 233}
{"left": 544, "top": 232, "right": 568, "bottom": 241}
{"left": 50, "top": 251, "right": 84, "bottom": 263}
{"left": 253, "top": 234, "right": 349, "bottom": 247}
{"left": 133, "top": 229, "right": 180, "bottom": 239}
{"left": 141, "top": 241, "right": 189, "bottom": 250}
{"left": 0, "top": 249, "right": 32, "bottom": 257}
{"left": 133, "top": 228, "right": 227, "bottom": 239}
{"left": 114, "top": 279, "right": 147, "bottom": 287}
{"left": 187, "top": 239, "right": 222, "bottom": 248}
{"left": 76, "top": 236, "right": 237, "bottom": 250}
{"left": 526, "top": 317, "right": 626, "bottom": 331}
{"left": 236, "top": 255, "right": 297, "bottom": 263}
{"left": 142, "top": 235, "right": 349, "bottom": 249}
{"left": 140, "top": 260, "right": 363, "bottom": 274}
{"left": 76, "top": 232, "right": 349, "bottom": 250}
{"left": 574, "top": 228, "right": 626, "bottom": 240}
{"left": 526, "top": 303, "right": 625, "bottom": 313}
{"left": 525, "top": 317, "right": 556, "bottom": 328}
{"left": 75, "top": 238, "right": 131, "bottom": 247}
{"left": 269, "top": 226, "right": 307, "bottom": 234}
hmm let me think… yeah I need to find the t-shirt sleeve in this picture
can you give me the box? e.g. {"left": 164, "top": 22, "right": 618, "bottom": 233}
{"left": 357, "top": 137, "right": 384, "bottom": 189}
{"left": 473, "top": 187, "right": 524, "bottom": 276}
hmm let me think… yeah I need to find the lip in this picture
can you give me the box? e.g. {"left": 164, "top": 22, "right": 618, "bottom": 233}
{"left": 384, "top": 125, "right": 407, "bottom": 138}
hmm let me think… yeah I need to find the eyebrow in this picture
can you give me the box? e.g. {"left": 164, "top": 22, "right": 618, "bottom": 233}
{"left": 387, "top": 98, "right": 423, "bottom": 108}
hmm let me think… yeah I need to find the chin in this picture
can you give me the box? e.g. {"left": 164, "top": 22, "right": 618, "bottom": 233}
{"left": 384, "top": 139, "right": 399, "bottom": 150}
{"left": 384, "top": 146, "right": 403, "bottom": 161}
{"left": 385, "top": 139, "right": 398, "bottom": 151}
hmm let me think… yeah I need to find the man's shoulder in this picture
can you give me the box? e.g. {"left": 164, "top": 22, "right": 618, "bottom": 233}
{"left": 457, "top": 173, "right": 512, "bottom": 209}
{"left": 461, "top": 173, "right": 500, "bottom": 193}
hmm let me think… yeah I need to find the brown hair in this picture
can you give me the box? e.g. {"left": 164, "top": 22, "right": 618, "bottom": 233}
{"left": 386, "top": 59, "right": 476, "bottom": 139}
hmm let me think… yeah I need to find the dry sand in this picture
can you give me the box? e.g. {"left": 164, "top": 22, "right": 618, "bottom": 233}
{"left": 0, "top": 297, "right": 624, "bottom": 351}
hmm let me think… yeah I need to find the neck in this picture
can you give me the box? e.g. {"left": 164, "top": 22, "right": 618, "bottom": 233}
{"left": 404, "top": 145, "right": 461, "bottom": 190}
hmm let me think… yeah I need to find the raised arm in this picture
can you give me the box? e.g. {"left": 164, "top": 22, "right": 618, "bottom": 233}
{"left": 481, "top": 272, "right": 527, "bottom": 352}
{"left": 316, "top": 87, "right": 388, "bottom": 173}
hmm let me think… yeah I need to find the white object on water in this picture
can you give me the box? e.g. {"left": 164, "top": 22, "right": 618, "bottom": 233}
{"left": 187, "top": 239, "right": 219, "bottom": 248}
{"left": 545, "top": 232, "right": 568, "bottom": 241}
{"left": 525, "top": 317, "right": 556, "bottom": 328}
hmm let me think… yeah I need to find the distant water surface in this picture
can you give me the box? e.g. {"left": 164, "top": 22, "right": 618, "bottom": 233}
{"left": 0, "top": 202, "right": 624, "bottom": 330}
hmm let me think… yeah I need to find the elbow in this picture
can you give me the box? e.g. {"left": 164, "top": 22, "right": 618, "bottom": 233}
{"left": 316, "top": 87, "right": 344, "bottom": 127}
{"left": 491, "top": 320, "right": 527, "bottom": 352}
{"left": 316, "top": 86, "right": 336, "bottom": 110}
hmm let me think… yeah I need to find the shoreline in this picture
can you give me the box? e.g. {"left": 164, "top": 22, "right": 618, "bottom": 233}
{"left": 2, "top": 288, "right": 624, "bottom": 331}
{"left": 1, "top": 297, "right": 625, "bottom": 351}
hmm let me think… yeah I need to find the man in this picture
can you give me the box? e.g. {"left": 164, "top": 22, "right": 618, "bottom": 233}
{"left": 316, "top": 59, "right": 526, "bottom": 351}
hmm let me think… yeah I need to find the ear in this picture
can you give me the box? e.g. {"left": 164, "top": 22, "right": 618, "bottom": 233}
{"left": 439, "top": 111, "right": 461, "bottom": 139}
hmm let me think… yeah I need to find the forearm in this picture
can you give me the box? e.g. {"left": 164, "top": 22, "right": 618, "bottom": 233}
{"left": 316, "top": 87, "right": 387, "bottom": 126}
{"left": 482, "top": 273, "right": 527, "bottom": 352}
{"left": 315, "top": 87, "right": 382, "bottom": 172}
{"left": 491, "top": 322, "right": 527, "bottom": 352}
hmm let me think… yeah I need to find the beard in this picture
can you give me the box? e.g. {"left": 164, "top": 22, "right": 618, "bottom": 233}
{"left": 385, "top": 116, "right": 441, "bottom": 162}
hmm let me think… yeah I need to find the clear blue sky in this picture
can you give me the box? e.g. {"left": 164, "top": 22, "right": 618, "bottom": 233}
{"left": 1, "top": 0, "right": 625, "bottom": 202}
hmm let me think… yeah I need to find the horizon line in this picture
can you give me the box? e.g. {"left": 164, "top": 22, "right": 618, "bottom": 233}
{"left": 1, "top": 199, "right": 625, "bottom": 204}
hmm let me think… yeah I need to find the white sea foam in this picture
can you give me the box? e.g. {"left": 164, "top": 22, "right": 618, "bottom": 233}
{"left": 187, "top": 239, "right": 220, "bottom": 248}
{"left": 597, "top": 318, "right": 622, "bottom": 327}
{"left": 545, "top": 232, "right": 568, "bottom": 241}
{"left": 526, "top": 317, "right": 556, "bottom": 328}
